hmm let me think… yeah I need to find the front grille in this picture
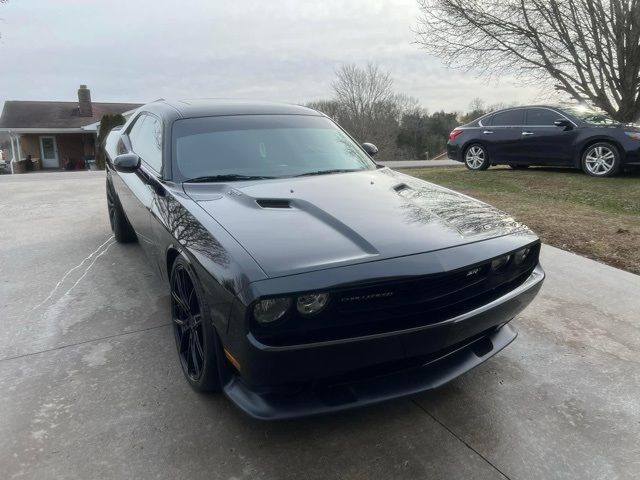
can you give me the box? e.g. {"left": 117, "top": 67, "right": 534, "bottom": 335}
{"left": 252, "top": 243, "right": 540, "bottom": 346}
{"left": 336, "top": 263, "right": 491, "bottom": 316}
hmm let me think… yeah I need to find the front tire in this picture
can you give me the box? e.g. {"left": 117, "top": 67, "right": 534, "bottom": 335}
{"left": 106, "top": 180, "right": 137, "bottom": 243}
{"left": 581, "top": 142, "right": 621, "bottom": 177}
{"left": 464, "top": 144, "right": 490, "bottom": 170}
{"left": 170, "top": 255, "right": 222, "bottom": 392}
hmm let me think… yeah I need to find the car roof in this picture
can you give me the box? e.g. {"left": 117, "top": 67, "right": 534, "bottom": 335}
{"left": 469, "top": 105, "right": 575, "bottom": 125}
{"left": 485, "top": 105, "right": 567, "bottom": 113}
{"left": 148, "top": 99, "right": 322, "bottom": 119}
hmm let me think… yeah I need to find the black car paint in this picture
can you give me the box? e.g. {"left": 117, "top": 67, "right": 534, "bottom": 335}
{"left": 106, "top": 99, "right": 544, "bottom": 419}
{"left": 183, "top": 169, "right": 528, "bottom": 278}
{"left": 447, "top": 105, "right": 640, "bottom": 168}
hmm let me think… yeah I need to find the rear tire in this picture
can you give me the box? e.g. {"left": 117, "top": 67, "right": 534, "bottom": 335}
{"left": 509, "top": 164, "right": 529, "bottom": 170}
{"left": 464, "top": 144, "right": 490, "bottom": 171}
{"left": 581, "top": 142, "right": 621, "bottom": 177}
{"left": 106, "top": 180, "right": 137, "bottom": 243}
{"left": 170, "top": 255, "right": 222, "bottom": 392}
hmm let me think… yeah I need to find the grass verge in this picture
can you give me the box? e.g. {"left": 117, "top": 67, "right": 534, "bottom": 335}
{"left": 402, "top": 166, "right": 640, "bottom": 275}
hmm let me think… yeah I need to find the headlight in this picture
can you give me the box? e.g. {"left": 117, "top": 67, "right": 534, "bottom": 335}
{"left": 253, "top": 297, "right": 291, "bottom": 324}
{"left": 296, "top": 293, "right": 330, "bottom": 315}
{"left": 491, "top": 255, "right": 511, "bottom": 271}
{"left": 624, "top": 131, "right": 640, "bottom": 140}
{"left": 513, "top": 247, "right": 531, "bottom": 265}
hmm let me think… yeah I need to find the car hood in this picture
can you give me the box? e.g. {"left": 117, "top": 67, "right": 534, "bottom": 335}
{"left": 184, "top": 168, "right": 527, "bottom": 278}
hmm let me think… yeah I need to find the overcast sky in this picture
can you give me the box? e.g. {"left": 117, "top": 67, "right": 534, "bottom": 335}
{"left": 0, "top": 0, "right": 541, "bottom": 113}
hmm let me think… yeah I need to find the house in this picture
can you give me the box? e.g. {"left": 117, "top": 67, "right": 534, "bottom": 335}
{"left": 0, "top": 85, "right": 141, "bottom": 173}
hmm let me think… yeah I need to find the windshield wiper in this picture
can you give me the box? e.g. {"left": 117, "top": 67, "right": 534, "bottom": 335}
{"left": 184, "top": 174, "right": 276, "bottom": 183}
{"left": 294, "top": 169, "right": 361, "bottom": 177}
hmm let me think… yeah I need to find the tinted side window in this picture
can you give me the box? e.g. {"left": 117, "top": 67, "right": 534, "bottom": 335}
{"left": 526, "top": 108, "right": 560, "bottom": 126}
{"left": 490, "top": 109, "right": 525, "bottom": 126}
{"left": 129, "top": 114, "right": 162, "bottom": 172}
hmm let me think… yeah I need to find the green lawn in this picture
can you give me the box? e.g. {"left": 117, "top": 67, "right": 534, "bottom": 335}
{"left": 402, "top": 166, "right": 640, "bottom": 274}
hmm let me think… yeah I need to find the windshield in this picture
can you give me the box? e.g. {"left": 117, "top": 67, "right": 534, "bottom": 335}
{"left": 172, "top": 115, "right": 376, "bottom": 182}
{"left": 563, "top": 107, "right": 620, "bottom": 125}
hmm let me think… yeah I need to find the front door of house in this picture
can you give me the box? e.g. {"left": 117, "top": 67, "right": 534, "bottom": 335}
{"left": 39, "top": 136, "right": 59, "bottom": 168}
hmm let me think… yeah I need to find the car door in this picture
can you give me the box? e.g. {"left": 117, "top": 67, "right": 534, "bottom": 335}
{"left": 113, "top": 113, "right": 163, "bottom": 259}
{"left": 519, "top": 108, "right": 577, "bottom": 164}
{"left": 482, "top": 108, "right": 525, "bottom": 164}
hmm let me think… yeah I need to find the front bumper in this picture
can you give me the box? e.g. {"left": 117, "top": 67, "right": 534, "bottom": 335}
{"left": 622, "top": 145, "right": 640, "bottom": 166}
{"left": 221, "top": 263, "right": 544, "bottom": 420}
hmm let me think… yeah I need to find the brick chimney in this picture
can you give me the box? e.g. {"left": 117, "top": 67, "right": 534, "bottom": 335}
{"left": 78, "top": 85, "right": 93, "bottom": 117}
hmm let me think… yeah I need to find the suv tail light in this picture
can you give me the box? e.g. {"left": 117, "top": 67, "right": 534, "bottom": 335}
{"left": 449, "top": 128, "right": 463, "bottom": 141}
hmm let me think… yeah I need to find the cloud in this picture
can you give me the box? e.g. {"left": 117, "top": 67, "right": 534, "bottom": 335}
{"left": 0, "top": 0, "right": 540, "bottom": 112}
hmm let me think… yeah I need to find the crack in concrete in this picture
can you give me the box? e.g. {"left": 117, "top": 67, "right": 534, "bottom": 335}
{"left": 0, "top": 323, "right": 172, "bottom": 364}
{"left": 411, "top": 398, "right": 513, "bottom": 480}
{"left": 60, "top": 240, "right": 115, "bottom": 298}
{"left": 31, "top": 235, "right": 115, "bottom": 311}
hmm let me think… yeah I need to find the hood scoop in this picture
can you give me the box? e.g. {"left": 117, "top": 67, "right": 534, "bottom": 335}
{"left": 256, "top": 198, "right": 292, "bottom": 209}
{"left": 393, "top": 183, "right": 412, "bottom": 193}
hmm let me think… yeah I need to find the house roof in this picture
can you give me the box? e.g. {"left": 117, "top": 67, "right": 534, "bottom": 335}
{"left": 0, "top": 100, "right": 143, "bottom": 129}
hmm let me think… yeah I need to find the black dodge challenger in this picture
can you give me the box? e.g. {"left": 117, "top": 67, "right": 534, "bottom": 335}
{"left": 105, "top": 99, "right": 544, "bottom": 419}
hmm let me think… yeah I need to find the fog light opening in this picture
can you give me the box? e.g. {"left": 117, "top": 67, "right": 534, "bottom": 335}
{"left": 513, "top": 247, "right": 531, "bottom": 266}
{"left": 491, "top": 255, "right": 511, "bottom": 272}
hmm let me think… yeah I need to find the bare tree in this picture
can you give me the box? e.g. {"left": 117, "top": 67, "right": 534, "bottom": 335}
{"left": 305, "top": 99, "right": 343, "bottom": 121}
{"left": 0, "top": 1, "right": 8, "bottom": 39}
{"left": 332, "top": 63, "right": 395, "bottom": 141}
{"left": 468, "top": 98, "right": 486, "bottom": 113}
{"left": 415, "top": 0, "right": 640, "bottom": 122}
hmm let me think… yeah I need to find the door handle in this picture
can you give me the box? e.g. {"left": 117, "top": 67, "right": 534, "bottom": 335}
{"left": 522, "top": 131, "right": 534, "bottom": 136}
{"left": 483, "top": 130, "right": 494, "bottom": 134}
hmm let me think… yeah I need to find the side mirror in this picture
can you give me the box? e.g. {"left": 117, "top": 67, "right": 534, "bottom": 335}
{"left": 362, "top": 142, "right": 378, "bottom": 157}
{"left": 113, "top": 153, "right": 140, "bottom": 173}
{"left": 554, "top": 119, "right": 573, "bottom": 130}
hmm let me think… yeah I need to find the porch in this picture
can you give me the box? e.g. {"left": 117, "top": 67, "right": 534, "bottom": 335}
{"left": 6, "top": 131, "right": 97, "bottom": 173}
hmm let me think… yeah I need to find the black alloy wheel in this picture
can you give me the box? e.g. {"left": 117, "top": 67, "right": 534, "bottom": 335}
{"left": 170, "top": 256, "right": 222, "bottom": 392}
{"left": 106, "top": 184, "right": 116, "bottom": 231}
{"left": 106, "top": 180, "right": 137, "bottom": 243}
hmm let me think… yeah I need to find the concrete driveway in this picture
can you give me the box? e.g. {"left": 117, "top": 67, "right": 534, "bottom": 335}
{"left": 378, "top": 159, "right": 461, "bottom": 168}
{"left": 1, "top": 171, "right": 638, "bottom": 480}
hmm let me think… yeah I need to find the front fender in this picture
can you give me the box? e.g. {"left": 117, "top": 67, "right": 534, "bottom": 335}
{"left": 573, "top": 135, "right": 625, "bottom": 168}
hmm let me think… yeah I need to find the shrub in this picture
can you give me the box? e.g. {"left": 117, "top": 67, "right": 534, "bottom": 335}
{"left": 95, "top": 113, "right": 126, "bottom": 170}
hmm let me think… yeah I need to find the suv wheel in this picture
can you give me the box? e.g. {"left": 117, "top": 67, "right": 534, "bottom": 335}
{"left": 464, "top": 144, "right": 490, "bottom": 171}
